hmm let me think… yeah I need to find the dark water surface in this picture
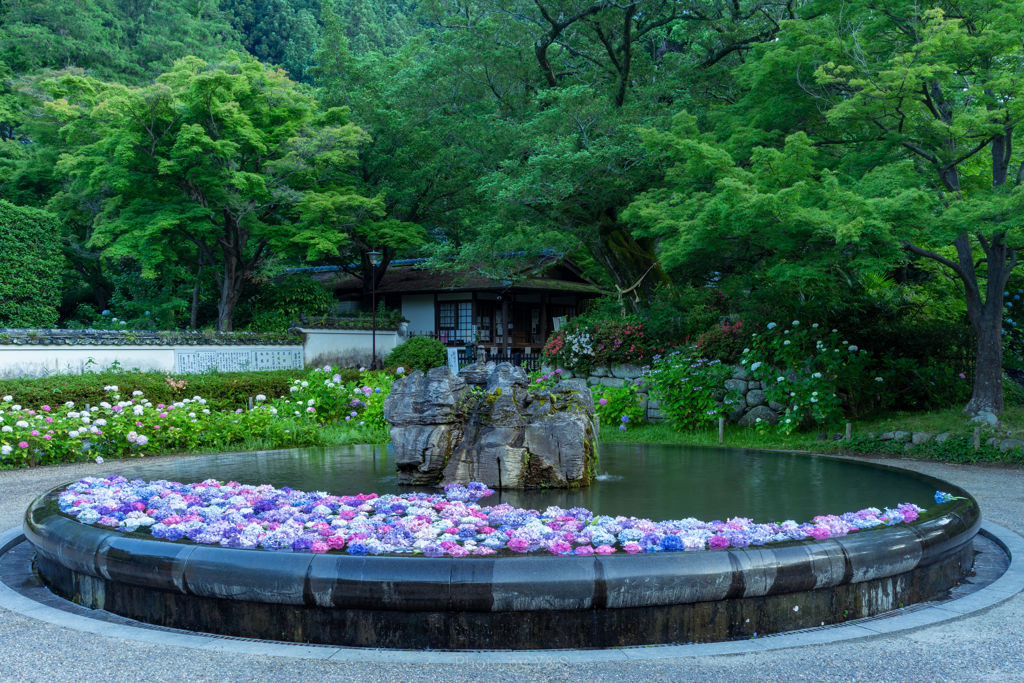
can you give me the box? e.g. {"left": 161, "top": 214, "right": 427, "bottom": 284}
{"left": 113, "top": 443, "right": 939, "bottom": 522}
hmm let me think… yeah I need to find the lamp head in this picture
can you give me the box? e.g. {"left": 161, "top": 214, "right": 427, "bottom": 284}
{"left": 367, "top": 251, "right": 383, "bottom": 267}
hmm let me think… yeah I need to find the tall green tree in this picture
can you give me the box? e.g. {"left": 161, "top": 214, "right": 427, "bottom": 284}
{"left": 803, "top": 2, "right": 1024, "bottom": 414}
{"left": 310, "top": 10, "right": 485, "bottom": 300}
{"left": 51, "top": 54, "right": 382, "bottom": 330}
{"left": 630, "top": 0, "right": 1024, "bottom": 415}
{"left": 416, "top": 0, "right": 800, "bottom": 302}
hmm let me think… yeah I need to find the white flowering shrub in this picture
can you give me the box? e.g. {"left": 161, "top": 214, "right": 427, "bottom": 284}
{"left": 741, "top": 322, "right": 872, "bottom": 435}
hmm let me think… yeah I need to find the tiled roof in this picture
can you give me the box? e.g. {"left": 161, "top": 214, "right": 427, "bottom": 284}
{"left": 309, "top": 259, "right": 602, "bottom": 296}
{"left": 0, "top": 329, "right": 302, "bottom": 346}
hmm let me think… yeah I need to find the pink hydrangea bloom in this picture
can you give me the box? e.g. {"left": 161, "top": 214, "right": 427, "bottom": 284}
{"left": 507, "top": 538, "right": 530, "bottom": 553}
{"left": 708, "top": 535, "right": 730, "bottom": 550}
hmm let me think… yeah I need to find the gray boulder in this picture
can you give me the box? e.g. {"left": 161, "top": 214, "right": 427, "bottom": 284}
{"left": 592, "top": 365, "right": 611, "bottom": 378}
{"left": 731, "top": 365, "right": 752, "bottom": 381}
{"left": 935, "top": 432, "right": 953, "bottom": 443}
{"left": 611, "top": 364, "right": 643, "bottom": 379}
{"left": 458, "top": 361, "right": 494, "bottom": 387}
{"left": 383, "top": 366, "right": 467, "bottom": 426}
{"left": 999, "top": 439, "right": 1024, "bottom": 454}
{"left": 724, "top": 379, "right": 749, "bottom": 396}
{"left": 389, "top": 424, "right": 465, "bottom": 485}
{"left": 745, "top": 389, "right": 767, "bottom": 408}
{"left": 600, "top": 377, "right": 626, "bottom": 388}
{"left": 728, "top": 403, "right": 747, "bottom": 423}
{"left": 737, "top": 405, "right": 778, "bottom": 427}
{"left": 911, "top": 432, "right": 934, "bottom": 445}
{"left": 768, "top": 400, "right": 785, "bottom": 412}
{"left": 485, "top": 362, "right": 529, "bottom": 393}
{"left": 970, "top": 411, "right": 1000, "bottom": 427}
{"left": 892, "top": 431, "right": 911, "bottom": 442}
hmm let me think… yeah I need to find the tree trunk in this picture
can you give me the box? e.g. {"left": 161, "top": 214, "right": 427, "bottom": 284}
{"left": 588, "top": 212, "right": 670, "bottom": 311}
{"left": 216, "top": 261, "right": 245, "bottom": 332}
{"left": 190, "top": 264, "right": 204, "bottom": 330}
{"left": 966, "top": 317, "right": 1004, "bottom": 415}
{"left": 904, "top": 231, "right": 1016, "bottom": 415}
{"left": 216, "top": 242, "right": 246, "bottom": 332}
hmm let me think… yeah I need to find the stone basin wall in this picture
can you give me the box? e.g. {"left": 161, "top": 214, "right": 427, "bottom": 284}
{"left": 550, "top": 363, "right": 783, "bottom": 428}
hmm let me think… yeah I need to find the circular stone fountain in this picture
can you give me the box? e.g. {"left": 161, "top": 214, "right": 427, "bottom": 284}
{"left": 24, "top": 445, "right": 979, "bottom": 649}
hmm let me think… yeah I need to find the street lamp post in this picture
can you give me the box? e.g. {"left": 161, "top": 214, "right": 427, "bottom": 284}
{"left": 368, "top": 251, "right": 382, "bottom": 370}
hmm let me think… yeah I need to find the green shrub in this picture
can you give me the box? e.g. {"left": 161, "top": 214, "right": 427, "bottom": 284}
{"left": 386, "top": 336, "right": 447, "bottom": 373}
{"left": 236, "top": 276, "right": 336, "bottom": 331}
{"left": 1004, "top": 374, "right": 1024, "bottom": 406}
{"left": 741, "top": 322, "right": 869, "bottom": 434}
{"left": 592, "top": 383, "right": 647, "bottom": 429}
{"left": 0, "top": 200, "right": 61, "bottom": 327}
{"left": 0, "top": 369, "right": 360, "bottom": 411}
{"left": 543, "top": 320, "right": 678, "bottom": 374}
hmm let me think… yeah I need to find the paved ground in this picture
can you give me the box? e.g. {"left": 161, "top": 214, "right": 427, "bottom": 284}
{"left": 1, "top": 454, "right": 1022, "bottom": 683}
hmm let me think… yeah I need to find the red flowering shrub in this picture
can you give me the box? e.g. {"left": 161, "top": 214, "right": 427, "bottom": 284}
{"left": 694, "top": 320, "right": 747, "bottom": 363}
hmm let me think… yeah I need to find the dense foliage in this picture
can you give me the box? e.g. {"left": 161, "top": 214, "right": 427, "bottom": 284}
{"left": 0, "top": 200, "right": 62, "bottom": 327}
{"left": 2, "top": 0, "right": 1024, "bottom": 415}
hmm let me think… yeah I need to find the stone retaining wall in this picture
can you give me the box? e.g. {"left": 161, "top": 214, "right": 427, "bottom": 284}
{"left": 545, "top": 363, "right": 782, "bottom": 427}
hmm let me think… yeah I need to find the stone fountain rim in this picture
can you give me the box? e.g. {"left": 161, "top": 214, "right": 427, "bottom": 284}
{"left": 23, "top": 462, "right": 978, "bottom": 614}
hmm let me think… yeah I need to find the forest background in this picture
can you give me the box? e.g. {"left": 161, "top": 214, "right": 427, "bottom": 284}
{"left": 1, "top": 0, "right": 1023, "bottom": 416}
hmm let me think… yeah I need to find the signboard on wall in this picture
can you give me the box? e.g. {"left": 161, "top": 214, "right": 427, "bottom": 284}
{"left": 174, "top": 348, "right": 303, "bottom": 374}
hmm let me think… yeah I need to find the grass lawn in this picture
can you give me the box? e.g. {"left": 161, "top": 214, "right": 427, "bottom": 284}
{"left": 601, "top": 408, "right": 1024, "bottom": 466}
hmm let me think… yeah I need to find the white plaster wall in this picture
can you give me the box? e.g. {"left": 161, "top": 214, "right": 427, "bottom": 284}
{"left": 0, "top": 345, "right": 306, "bottom": 378}
{"left": 401, "top": 294, "right": 435, "bottom": 333}
{"left": 0, "top": 347, "right": 175, "bottom": 378}
{"left": 299, "top": 328, "right": 401, "bottom": 367}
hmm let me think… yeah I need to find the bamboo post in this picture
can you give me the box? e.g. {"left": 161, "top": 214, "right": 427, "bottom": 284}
{"left": 248, "top": 396, "right": 254, "bottom": 411}
{"left": 718, "top": 417, "right": 725, "bottom": 445}
{"left": 845, "top": 423, "right": 852, "bottom": 442}
{"left": 974, "top": 427, "right": 981, "bottom": 451}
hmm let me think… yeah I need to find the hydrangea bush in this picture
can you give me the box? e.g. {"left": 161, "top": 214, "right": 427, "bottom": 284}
{"left": 58, "top": 475, "right": 934, "bottom": 557}
{"left": 0, "top": 365, "right": 398, "bottom": 468}
{"left": 593, "top": 382, "right": 647, "bottom": 430}
{"left": 643, "top": 354, "right": 741, "bottom": 431}
{"left": 740, "top": 322, "right": 872, "bottom": 435}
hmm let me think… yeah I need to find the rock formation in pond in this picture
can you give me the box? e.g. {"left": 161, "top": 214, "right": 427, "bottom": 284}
{"left": 383, "top": 362, "right": 599, "bottom": 489}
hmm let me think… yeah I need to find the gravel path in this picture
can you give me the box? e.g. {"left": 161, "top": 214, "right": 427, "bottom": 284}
{"left": 1, "top": 454, "right": 1022, "bottom": 683}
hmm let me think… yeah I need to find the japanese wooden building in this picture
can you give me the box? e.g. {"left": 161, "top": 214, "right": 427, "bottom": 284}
{"left": 296, "top": 256, "right": 602, "bottom": 355}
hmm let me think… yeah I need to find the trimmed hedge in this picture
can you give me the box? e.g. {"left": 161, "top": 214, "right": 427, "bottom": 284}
{"left": 0, "top": 369, "right": 362, "bottom": 411}
{"left": 0, "top": 201, "right": 62, "bottom": 328}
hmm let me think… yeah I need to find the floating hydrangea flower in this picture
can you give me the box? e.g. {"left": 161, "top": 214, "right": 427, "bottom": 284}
{"left": 57, "top": 477, "right": 927, "bottom": 559}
